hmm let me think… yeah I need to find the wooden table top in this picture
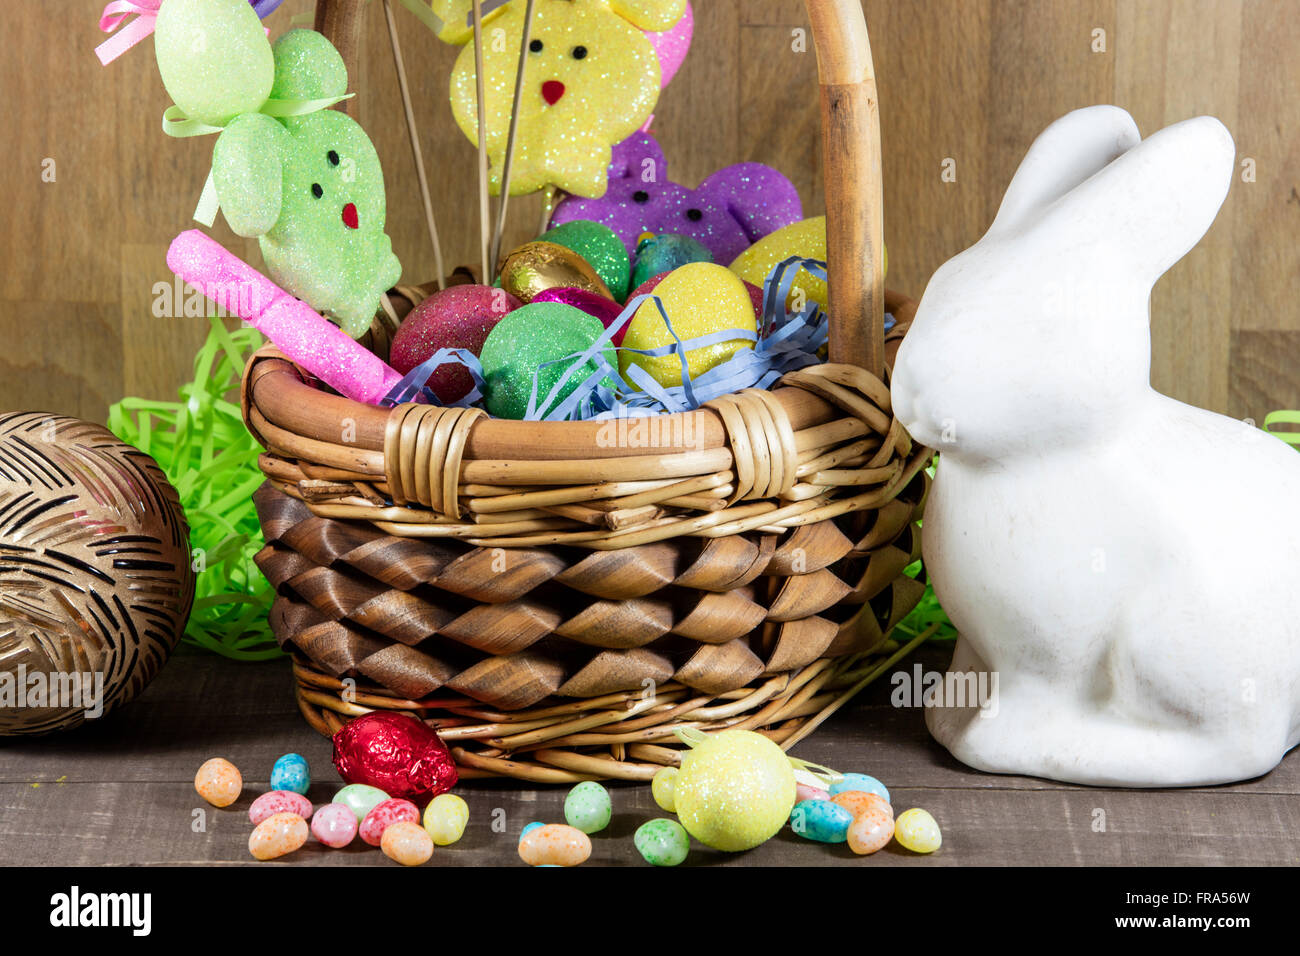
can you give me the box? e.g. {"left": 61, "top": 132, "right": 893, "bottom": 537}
{"left": 3, "top": 645, "right": 1297, "bottom": 866}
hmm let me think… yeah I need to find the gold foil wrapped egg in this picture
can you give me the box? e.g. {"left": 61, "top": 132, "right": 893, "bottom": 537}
{"left": 500, "top": 241, "right": 614, "bottom": 304}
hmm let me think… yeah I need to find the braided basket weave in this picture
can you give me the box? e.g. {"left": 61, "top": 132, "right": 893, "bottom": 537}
{"left": 241, "top": 0, "right": 932, "bottom": 782}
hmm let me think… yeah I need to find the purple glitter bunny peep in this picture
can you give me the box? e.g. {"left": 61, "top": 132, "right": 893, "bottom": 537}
{"left": 549, "top": 131, "right": 803, "bottom": 264}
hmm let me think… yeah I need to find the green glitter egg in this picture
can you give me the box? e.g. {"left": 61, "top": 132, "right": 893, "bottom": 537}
{"left": 479, "top": 303, "right": 615, "bottom": 420}
{"left": 563, "top": 781, "right": 612, "bottom": 835}
{"left": 539, "top": 221, "right": 631, "bottom": 302}
{"left": 634, "top": 818, "right": 690, "bottom": 867}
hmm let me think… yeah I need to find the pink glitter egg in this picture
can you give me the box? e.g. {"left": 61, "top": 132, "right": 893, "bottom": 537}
{"left": 390, "top": 284, "right": 522, "bottom": 403}
{"left": 249, "top": 790, "right": 313, "bottom": 826}
{"left": 359, "top": 798, "right": 421, "bottom": 847}
{"left": 311, "top": 802, "right": 359, "bottom": 849}
{"left": 532, "top": 286, "right": 628, "bottom": 345}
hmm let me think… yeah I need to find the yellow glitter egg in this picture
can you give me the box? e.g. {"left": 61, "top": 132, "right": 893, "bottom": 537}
{"left": 729, "top": 216, "right": 888, "bottom": 313}
{"left": 620, "top": 262, "right": 755, "bottom": 388}
{"left": 673, "top": 730, "right": 796, "bottom": 853}
{"left": 444, "top": 0, "right": 683, "bottom": 196}
{"left": 895, "top": 808, "right": 942, "bottom": 853}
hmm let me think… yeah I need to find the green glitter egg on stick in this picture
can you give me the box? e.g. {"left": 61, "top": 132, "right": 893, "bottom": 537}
{"left": 479, "top": 304, "right": 616, "bottom": 420}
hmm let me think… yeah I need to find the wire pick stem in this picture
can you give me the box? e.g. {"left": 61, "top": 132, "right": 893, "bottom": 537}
{"left": 471, "top": 0, "right": 492, "bottom": 283}
{"left": 489, "top": 0, "right": 537, "bottom": 271}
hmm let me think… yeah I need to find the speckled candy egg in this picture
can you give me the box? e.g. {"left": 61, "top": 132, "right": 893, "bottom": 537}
{"left": 790, "top": 798, "right": 854, "bottom": 844}
{"left": 620, "top": 262, "right": 756, "bottom": 388}
{"left": 382, "top": 820, "right": 434, "bottom": 866}
{"left": 634, "top": 818, "right": 690, "bottom": 867}
{"left": 564, "top": 781, "right": 612, "bottom": 834}
{"left": 333, "top": 783, "right": 390, "bottom": 822}
{"left": 270, "top": 753, "right": 310, "bottom": 796}
{"left": 829, "top": 773, "right": 890, "bottom": 804}
{"left": 895, "top": 808, "right": 942, "bottom": 854}
{"left": 390, "top": 285, "right": 521, "bottom": 403}
{"left": 479, "top": 303, "right": 616, "bottom": 420}
{"left": 651, "top": 765, "right": 678, "bottom": 813}
{"left": 310, "top": 802, "right": 359, "bottom": 848}
{"left": 847, "top": 805, "right": 895, "bottom": 856}
{"left": 673, "top": 729, "right": 796, "bottom": 853}
{"left": 249, "top": 790, "right": 313, "bottom": 826}
{"left": 831, "top": 790, "right": 890, "bottom": 821}
{"left": 360, "top": 797, "right": 421, "bottom": 846}
{"left": 194, "top": 757, "right": 242, "bottom": 808}
{"left": 248, "top": 811, "right": 309, "bottom": 861}
{"left": 423, "top": 793, "right": 469, "bottom": 846}
{"left": 518, "top": 823, "right": 592, "bottom": 867}
{"left": 538, "top": 221, "right": 631, "bottom": 301}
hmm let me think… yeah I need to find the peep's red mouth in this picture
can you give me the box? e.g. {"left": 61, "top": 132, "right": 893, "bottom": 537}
{"left": 342, "top": 203, "right": 358, "bottom": 229}
{"left": 541, "top": 80, "right": 565, "bottom": 105}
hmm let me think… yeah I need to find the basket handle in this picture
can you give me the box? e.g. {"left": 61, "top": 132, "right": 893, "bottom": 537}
{"left": 315, "top": 0, "right": 367, "bottom": 113}
{"left": 806, "top": 0, "right": 884, "bottom": 378}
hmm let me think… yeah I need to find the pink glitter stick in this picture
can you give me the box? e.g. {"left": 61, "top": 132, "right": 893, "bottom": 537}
{"left": 167, "top": 230, "right": 406, "bottom": 405}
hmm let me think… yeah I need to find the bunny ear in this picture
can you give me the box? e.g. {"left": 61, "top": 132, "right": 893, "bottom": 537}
{"left": 212, "top": 114, "right": 286, "bottom": 238}
{"left": 154, "top": 0, "right": 275, "bottom": 127}
{"left": 988, "top": 105, "right": 1140, "bottom": 237}
{"left": 420, "top": 0, "right": 512, "bottom": 45}
{"left": 1040, "top": 114, "right": 1235, "bottom": 285}
{"left": 699, "top": 163, "right": 803, "bottom": 242}
{"left": 270, "top": 30, "right": 349, "bottom": 101}
{"left": 609, "top": 0, "right": 687, "bottom": 31}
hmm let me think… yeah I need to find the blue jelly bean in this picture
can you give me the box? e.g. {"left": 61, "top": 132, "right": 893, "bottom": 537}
{"left": 520, "top": 821, "right": 545, "bottom": 841}
{"left": 270, "top": 753, "right": 310, "bottom": 795}
{"left": 790, "top": 799, "right": 854, "bottom": 843}
{"left": 828, "top": 773, "right": 889, "bottom": 804}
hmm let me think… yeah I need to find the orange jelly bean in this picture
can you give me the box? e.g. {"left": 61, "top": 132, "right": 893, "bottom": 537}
{"left": 832, "top": 790, "right": 891, "bottom": 821}
{"left": 518, "top": 823, "right": 591, "bottom": 867}
{"left": 194, "top": 757, "right": 242, "bottom": 808}
{"left": 847, "top": 806, "right": 895, "bottom": 856}
{"left": 248, "top": 812, "right": 309, "bottom": 861}
{"left": 381, "top": 821, "right": 434, "bottom": 866}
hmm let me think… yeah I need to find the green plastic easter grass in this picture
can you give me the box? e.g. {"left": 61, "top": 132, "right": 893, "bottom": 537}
{"left": 108, "top": 317, "right": 280, "bottom": 661}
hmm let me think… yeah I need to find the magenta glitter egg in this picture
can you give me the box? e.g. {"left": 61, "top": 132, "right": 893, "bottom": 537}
{"left": 532, "top": 286, "right": 629, "bottom": 345}
{"left": 390, "top": 284, "right": 521, "bottom": 403}
{"left": 331, "top": 711, "right": 459, "bottom": 804}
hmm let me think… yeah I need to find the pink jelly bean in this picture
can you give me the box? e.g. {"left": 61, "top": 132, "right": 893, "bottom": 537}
{"left": 796, "top": 782, "right": 830, "bottom": 804}
{"left": 311, "top": 802, "right": 359, "bottom": 849}
{"left": 359, "top": 798, "right": 420, "bottom": 846}
{"left": 249, "top": 790, "right": 313, "bottom": 826}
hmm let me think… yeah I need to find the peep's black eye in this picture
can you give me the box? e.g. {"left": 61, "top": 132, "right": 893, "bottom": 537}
{"left": 327, "top": 150, "right": 339, "bottom": 166}
{"left": 311, "top": 183, "right": 323, "bottom": 199}
{"left": 572, "top": 45, "right": 588, "bottom": 59}
{"left": 529, "top": 39, "right": 543, "bottom": 53}
{"left": 685, "top": 208, "right": 703, "bottom": 221}
{"left": 632, "top": 190, "right": 649, "bottom": 204}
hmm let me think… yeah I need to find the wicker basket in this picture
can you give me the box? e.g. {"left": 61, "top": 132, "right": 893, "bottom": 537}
{"left": 241, "top": 0, "right": 932, "bottom": 782}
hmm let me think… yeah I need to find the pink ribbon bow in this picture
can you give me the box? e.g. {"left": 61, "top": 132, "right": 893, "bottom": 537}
{"left": 95, "top": 0, "right": 163, "bottom": 66}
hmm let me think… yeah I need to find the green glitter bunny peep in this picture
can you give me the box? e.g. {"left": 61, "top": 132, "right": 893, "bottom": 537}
{"left": 155, "top": 0, "right": 400, "bottom": 337}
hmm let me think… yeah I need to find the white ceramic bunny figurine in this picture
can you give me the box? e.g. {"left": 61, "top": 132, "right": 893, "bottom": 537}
{"left": 891, "top": 105, "right": 1300, "bottom": 787}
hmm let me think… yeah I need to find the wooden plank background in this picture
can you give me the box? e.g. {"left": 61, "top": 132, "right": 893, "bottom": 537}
{"left": 3, "top": 0, "right": 1297, "bottom": 425}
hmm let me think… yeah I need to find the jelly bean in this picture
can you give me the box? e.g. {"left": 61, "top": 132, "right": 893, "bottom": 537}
{"left": 310, "top": 802, "right": 359, "bottom": 848}
{"left": 360, "top": 797, "right": 420, "bottom": 846}
{"left": 895, "top": 808, "right": 942, "bottom": 853}
{"left": 651, "top": 766, "right": 678, "bottom": 813}
{"left": 831, "top": 790, "right": 890, "bottom": 822}
{"left": 249, "top": 790, "right": 313, "bottom": 826}
{"left": 634, "top": 819, "right": 690, "bottom": 867}
{"left": 520, "top": 821, "right": 545, "bottom": 842}
{"left": 381, "top": 820, "right": 434, "bottom": 866}
{"left": 564, "top": 781, "right": 612, "bottom": 835}
{"left": 796, "top": 782, "right": 830, "bottom": 804}
{"left": 847, "top": 805, "right": 895, "bottom": 856}
{"left": 518, "top": 824, "right": 592, "bottom": 867}
{"left": 194, "top": 757, "right": 242, "bottom": 808}
{"left": 828, "top": 773, "right": 890, "bottom": 804}
{"left": 423, "top": 793, "right": 470, "bottom": 846}
{"left": 333, "top": 783, "right": 390, "bottom": 822}
{"left": 789, "top": 799, "right": 854, "bottom": 844}
{"left": 270, "top": 753, "right": 310, "bottom": 795}
{"left": 248, "top": 811, "right": 308, "bottom": 861}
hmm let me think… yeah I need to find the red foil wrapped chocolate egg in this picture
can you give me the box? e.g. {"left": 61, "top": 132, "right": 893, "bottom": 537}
{"left": 331, "top": 711, "right": 458, "bottom": 804}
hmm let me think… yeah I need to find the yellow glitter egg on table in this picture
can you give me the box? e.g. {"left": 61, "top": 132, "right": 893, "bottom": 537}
{"left": 620, "top": 262, "right": 756, "bottom": 388}
{"left": 673, "top": 730, "right": 796, "bottom": 852}
{"left": 729, "top": 216, "right": 887, "bottom": 314}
